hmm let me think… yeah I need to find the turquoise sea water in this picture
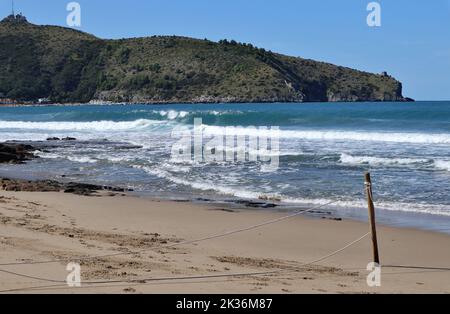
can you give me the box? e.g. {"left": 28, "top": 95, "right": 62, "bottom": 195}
{"left": 0, "top": 101, "right": 449, "bottom": 232}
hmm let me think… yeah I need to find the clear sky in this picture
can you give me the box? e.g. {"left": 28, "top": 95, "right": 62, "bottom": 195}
{"left": 1, "top": 0, "right": 450, "bottom": 100}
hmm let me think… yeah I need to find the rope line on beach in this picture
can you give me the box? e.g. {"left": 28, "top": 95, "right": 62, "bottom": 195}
{"left": 0, "top": 199, "right": 342, "bottom": 267}
{"left": 6, "top": 262, "right": 450, "bottom": 294}
{"left": 382, "top": 265, "right": 450, "bottom": 272}
{"left": 0, "top": 191, "right": 370, "bottom": 293}
{"left": 0, "top": 231, "right": 370, "bottom": 293}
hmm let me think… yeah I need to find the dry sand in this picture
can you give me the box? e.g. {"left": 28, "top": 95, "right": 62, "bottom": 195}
{"left": 0, "top": 190, "right": 449, "bottom": 294}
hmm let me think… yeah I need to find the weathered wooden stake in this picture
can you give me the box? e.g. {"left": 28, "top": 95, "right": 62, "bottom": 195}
{"left": 364, "top": 172, "right": 380, "bottom": 264}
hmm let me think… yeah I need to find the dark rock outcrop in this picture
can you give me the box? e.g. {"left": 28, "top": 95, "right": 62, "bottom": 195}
{"left": 0, "top": 143, "right": 35, "bottom": 163}
{"left": 0, "top": 177, "right": 133, "bottom": 196}
{"left": 228, "top": 199, "right": 278, "bottom": 209}
{"left": 46, "top": 137, "right": 77, "bottom": 141}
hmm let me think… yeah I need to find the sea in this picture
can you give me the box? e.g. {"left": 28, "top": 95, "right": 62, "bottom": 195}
{"left": 0, "top": 101, "right": 449, "bottom": 233}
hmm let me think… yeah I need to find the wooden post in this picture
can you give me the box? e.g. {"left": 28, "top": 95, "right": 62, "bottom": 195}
{"left": 364, "top": 172, "right": 380, "bottom": 264}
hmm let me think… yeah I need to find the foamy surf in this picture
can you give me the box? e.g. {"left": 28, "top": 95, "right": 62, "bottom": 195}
{"left": 283, "top": 197, "right": 450, "bottom": 217}
{"left": 339, "top": 153, "right": 450, "bottom": 172}
{"left": 133, "top": 164, "right": 450, "bottom": 217}
{"left": 203, "top": 125, "right": 450, "bottom": 144}
{"left": 0, "top": 119, "right": 164, "bottom": 131}
{"left": 434, "top": 160, "right": 450, "bottom": 172}
{"left": 34, "top": 151, "right": 98, "bottom": 163}
{"left": 3, "top": 118, "right": 450, "bottom": 144}
{"left": 339, "top": 153, "right": 431, "bottom": 166}
{"left": 67, "top": 156, "right": 98, "bottom": 164}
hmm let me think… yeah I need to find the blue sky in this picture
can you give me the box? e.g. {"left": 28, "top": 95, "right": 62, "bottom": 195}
{"left": 1, "top": 0, "right": 450, "bottom": 100}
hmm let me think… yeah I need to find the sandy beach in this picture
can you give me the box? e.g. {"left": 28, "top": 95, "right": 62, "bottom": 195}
{"left": 1, "top": 189, "right": 450, "bottom": 294}
{"left": 1, "top": 0, "right": 450, "bottom": 298}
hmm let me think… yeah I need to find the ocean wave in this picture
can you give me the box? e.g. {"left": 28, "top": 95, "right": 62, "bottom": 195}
{"left": 135, "top": 165, "right": 273, "bottom": 200}
{"left": 339, "top": 153, "right": 431, "bottom": 166}
{"left": 144, "top": 109, "right": 247, "bottom": 122}
{"left": 33, "top": 151, "right": 61, "bottom": 159}
{"left": 3, "top": 118, "right": 450, "bottom": 145}
{"left": 134, "top": 164, "right": 450, "bottom": 217}
{"left": 216, "top": 145, "right": 302, "bottom": 157}
{"left": 202, "top": 125, "right": 450, "bottom": 144}
{"left": 156, "top": 110, "right": 189, "bottom": 120}
{"left": 37, "top": 150, "right": 145, "bottom": 164}
{"left": 34, "top": 151, "right": 97, "bottom": 163}
{"left": 67, "top": 156, "right": 97, "bottom": 163}
{"left": 282, "top": 197, "right": 450, "bottom": 217}
{"left": 99, "top": 155, "right": 138, "bottom": 163}
{"left": 339, "top": 153, "right": 450, "bottom": 172}
{"left": 0, "top": 119, "right": 163, "bottom": 131}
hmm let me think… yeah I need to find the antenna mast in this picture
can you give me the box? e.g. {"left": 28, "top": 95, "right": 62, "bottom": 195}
{"left": 12, "top": 0, "right": 15, "bottom": 15}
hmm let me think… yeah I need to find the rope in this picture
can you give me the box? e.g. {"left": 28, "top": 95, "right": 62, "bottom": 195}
{"left": 0, "top": 269, "right": 62, "bottom": 283}
{"left": 0, "top": 232, "right": 370, "bottom": 293}
{"left": 382, "top": 265, "right": 450, "bottom": 272}
{"left": 364, "top": 181, "right": 375, "bottom": 203}
{"left": 0, "top": 199, "right": 341, "bottom": 267}
{"left": 0, "top": 199, "right": 347, "bottom": 284}
{"left": 0, "top": 191, "right": 372, "bottom": 293}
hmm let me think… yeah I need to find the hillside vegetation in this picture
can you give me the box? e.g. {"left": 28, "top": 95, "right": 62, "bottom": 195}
{"left": 0, "top": 16, "right": 407, "bottom": 104}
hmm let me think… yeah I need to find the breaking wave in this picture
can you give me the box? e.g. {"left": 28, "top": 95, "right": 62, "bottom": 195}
{"left": 0, "top": 119, "right": 163, "bottom": 131}
{"left": 202, "top": 125, "right": 450, "bottom": 144}
{"left": 339, "top": 153, "right": 431, "bottom": 166}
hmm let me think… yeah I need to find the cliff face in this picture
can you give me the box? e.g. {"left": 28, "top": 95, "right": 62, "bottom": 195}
{"left": 0, "top": 17, "right": 408, "bottom": 104}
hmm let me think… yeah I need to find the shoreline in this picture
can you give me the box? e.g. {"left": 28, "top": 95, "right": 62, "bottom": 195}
{"left": 3, "top": 173, "right": 450, "bottom": 237}
{"left": 1, "top": 142, "right": 449, "bottom": 237}
{"left": 0, "top": 99, "right": 419, "bottom": 108}
{"left": 1, "top": 189, "right": 449, "bottom": 293}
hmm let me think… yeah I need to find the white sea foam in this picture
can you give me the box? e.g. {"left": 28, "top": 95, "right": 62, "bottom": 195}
{"left": 135, "top": 165, "right": 269, "bottom": 200}
{"left": 217, "top": 146, "right": 297, "bottom": 157}
{"left": 434, "top": 160, "right": 450, "bottom": 172}
{"left": 202, "top": 125, "right": 450, "bottom": 144}
{"left": 160, "top": 162, "right": 193, "bottom": 173}
{"left": 0, "top": 132, "right": 56, "bottom": 142}
{"left": 339, "top": 153, "right": 430, "bottom": 166}
{"left": 4, "top": 119, "right": 448, "bottom": 144}
{"left": 134, "top": 164, "right": 450, "bottom": 217}
{"left": 153, "top": 109, "right": 243, "bottom": 120}
{"left": 338, "top": 153, "right": 450, "bottom": 172}
{"left": 101, "top": 155, "right": 137, "bottom": 163}
{"left": 33, "top": 151, "right": 62, "bottom": 159}
{"left": 282, "top": 197, "right": 450, "bottom": 217}
{"left": 156, "top": 110, "right": 189, "bottom": 120}
{"left": 0, "top": 119, "right": 163, "bottom": 131}
{"left": 34, "top": 151, "right": 97, "bottom": 163}
{"left": 207, "top": 110, "right": 244, "bottom": 116}
{"left": 67, "top": 156, "right": 97, "bottom": 163}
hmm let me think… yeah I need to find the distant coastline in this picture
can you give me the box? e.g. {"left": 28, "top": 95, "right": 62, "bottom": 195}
{"left": 1, "top": 15, "right": 410, "bottom": 106}
{"left": 0, "top": 97, "right": 416, "bottom": 108}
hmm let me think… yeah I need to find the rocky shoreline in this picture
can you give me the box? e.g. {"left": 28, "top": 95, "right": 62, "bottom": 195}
{"left": 0, "top": 96, "right": 416, "bottom": 108}
{"left": 0, "top": 142, "right": 334, "bottom": 214}
{"left": 0, "top": 142, "right": 132, "bottom": 196}
{"left": 0, "top": 178, "right": 132, "bottom": 196}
